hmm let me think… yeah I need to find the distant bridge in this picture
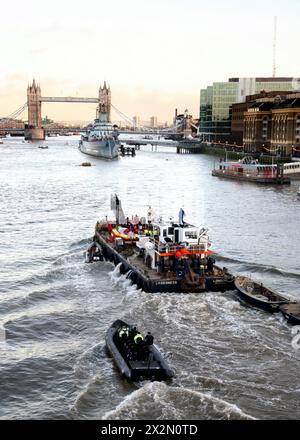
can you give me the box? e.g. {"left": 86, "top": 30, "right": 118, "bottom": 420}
{"left": 1, "top": 127, "right": 178, "bottom": 137}
{"left": 119, "top": 137, "right": 178, "bottom": 147}
{"left": 40, "top": 97, "right": 99, "bottom": 103}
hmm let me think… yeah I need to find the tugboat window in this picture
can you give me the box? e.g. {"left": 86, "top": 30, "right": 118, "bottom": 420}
{"left": 185, "top": 230, "right": 197, "bottom": 239}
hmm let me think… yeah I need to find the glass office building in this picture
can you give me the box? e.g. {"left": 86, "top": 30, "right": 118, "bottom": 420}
{"left": 199, "top": 86, "right": 213, "bottom": 136}
{"left": 255, "top": 80, "right": 294, "bottom": 93}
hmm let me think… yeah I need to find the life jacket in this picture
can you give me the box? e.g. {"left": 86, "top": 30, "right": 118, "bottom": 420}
{"left": 119, "top": 327, "right": 129, "bottom": 338}
{"left": 134, "top": 332, "right": 144, "bottom": 344}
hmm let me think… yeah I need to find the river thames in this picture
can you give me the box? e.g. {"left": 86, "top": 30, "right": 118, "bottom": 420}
{"left": 0, "top": 135, "right": 299, "bottom": 420}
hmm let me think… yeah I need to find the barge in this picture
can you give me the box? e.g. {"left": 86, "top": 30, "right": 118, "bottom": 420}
{"left": 86, "top": 196, "right": 235, "bottom": 293}
{"left": 212, "top": 156, "right": 290, "bottom": 184}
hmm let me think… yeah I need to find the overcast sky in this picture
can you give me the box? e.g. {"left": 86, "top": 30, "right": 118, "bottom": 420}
{"left": 0, "top": 0, "right": 299, "bottom": 122}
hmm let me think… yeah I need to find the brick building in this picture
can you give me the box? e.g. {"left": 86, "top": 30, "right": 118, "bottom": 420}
{"left": 231, "top": 91, "right": 291, "bottom": 144}
{"left": 243, "top": 93, "right": 300, "bottom": 155}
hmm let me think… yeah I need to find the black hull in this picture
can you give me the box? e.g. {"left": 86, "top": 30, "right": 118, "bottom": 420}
{"left": 280, "top": 310, "right": 300, "bottom": 325}
{"left": 235, "top": 289, "right": 281, "bottom": 313}
{"left": 95, "top": 233, "right": 235, "bottom": 294}
{"left": 279, "top": 304, "right": 300, "bottom": 325}
{"left": 105, "top": 320, "right": 173, "bottom": 382}
{"left": 234, "top": 277, "right": 293, "bottom": 313}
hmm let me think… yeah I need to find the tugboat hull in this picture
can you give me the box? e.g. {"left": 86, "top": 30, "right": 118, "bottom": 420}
{"left": 95, "top": 232, "right": 235, "bottom": 294}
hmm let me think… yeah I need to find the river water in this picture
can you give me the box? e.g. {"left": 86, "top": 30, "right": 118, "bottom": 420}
{"left": 0, "top": 135, "right": 300, "bottom": 420}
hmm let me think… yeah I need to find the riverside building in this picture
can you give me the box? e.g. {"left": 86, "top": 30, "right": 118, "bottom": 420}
{"left": 243, "top": 92, "right": 300, "bottom": 156}
{"left": 199, "top": 77, "right": 296, "bottom": 142}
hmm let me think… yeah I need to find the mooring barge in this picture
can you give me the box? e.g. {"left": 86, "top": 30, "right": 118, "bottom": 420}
{"left": 212, "top": 156, "right": 291, "bottom": 184}
{"left": 86, "top": 197, "right": 235, "bottom": 294}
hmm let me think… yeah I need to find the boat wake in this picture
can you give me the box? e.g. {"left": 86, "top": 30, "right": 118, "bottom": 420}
{"left": 108, "top": 263, "right": 139, "bottom": 294}
{"left": 102, "top": 381, "right": 256, "bottom": 420}
{"left": 70, "top": 237, "right": 94, "bottom": 249}
{"left": 215, "top": 254, "right": 300, "bottom": 280}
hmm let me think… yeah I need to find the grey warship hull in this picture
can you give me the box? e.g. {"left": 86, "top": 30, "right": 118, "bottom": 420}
{"left": 79, "top": 139, "right": 119, "bottom": 160}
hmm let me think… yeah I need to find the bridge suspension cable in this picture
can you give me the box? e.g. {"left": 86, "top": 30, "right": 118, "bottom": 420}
{"left": 111, "top": 104, "right": 134, "bottom": 126}
{"left": 111, "top": 104, "right": 160, "bottom": 132}
{"left": 0, "top": 102, "right": 27, "bottom": 125}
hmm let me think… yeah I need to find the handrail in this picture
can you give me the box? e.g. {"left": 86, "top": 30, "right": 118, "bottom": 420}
{"left": 151, "top": 239, "right": 208, "bottom": 255}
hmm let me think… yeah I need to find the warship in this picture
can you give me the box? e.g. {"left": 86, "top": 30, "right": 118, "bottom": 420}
{"left": 79, "top": 82, "right": 119, "bottom": 160}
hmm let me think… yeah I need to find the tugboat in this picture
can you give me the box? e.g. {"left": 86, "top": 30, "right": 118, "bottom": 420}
{"left": 106, "top": 319, "right": 173, "bottom": 382}
{"left": 86, "top": 195, "right": 235, "bottom": 293}
{"left": 79, "top": 82, "right": 119, "bottom": 160}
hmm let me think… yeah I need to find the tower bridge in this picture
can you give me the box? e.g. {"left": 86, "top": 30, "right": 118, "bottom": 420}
{"left": 0, "top": 79, "right": 181, "bottom": 140}
{"left": 25, "top": 80, "right": 111, "bottom": 140}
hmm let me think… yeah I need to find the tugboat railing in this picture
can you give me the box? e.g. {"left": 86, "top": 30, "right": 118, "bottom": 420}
{"left": 151, "top": 239, "right": 208, "bottom": 255}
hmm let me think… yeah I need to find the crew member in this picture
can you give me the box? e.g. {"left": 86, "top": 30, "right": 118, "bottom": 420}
{"left": 145, "top": 332, "right": 154, "bottom": 346}
{"left": 133, "top": 332, "right": 144, "bottom": 345}
{"left": 129, "top": 326, "right": 137, "bottom": 338}
{"left": 118, "top": 326, "right": 129, "bottom": 339}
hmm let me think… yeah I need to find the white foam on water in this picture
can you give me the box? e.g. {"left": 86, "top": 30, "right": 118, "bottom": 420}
{"left": 108, "top": 264, "right": 143, "bottom": 294}
{"left": 291, "top": 326, "right": 300, "bottom": 337}
{"left": 110, "top": 262, "right": 122, "bottom": 276}
{"left": 102, "top": 381, "right": 256, "bottom": 420}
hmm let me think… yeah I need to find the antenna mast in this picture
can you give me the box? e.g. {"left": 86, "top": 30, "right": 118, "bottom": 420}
{"left": 273, "top": 16, "right": 277, "bottom": 78}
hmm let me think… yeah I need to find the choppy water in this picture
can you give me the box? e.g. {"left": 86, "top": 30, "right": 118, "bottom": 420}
{"left": 0, "top": 135, "right": 300, "bottom": 420}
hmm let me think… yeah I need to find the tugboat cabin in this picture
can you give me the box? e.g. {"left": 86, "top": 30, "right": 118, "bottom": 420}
{"left": 136, "top": 219, "right": 211, "bottom": 271}
{"left": 88, "top": 197, "right": 234, "bottom": 293}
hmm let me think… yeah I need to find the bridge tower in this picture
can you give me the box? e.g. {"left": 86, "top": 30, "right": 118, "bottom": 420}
{"left": 97, "top": 82, "right": 111, "bottom": 123}
{"left": 25, "top": 79, "right": 45, "bottom": 140}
